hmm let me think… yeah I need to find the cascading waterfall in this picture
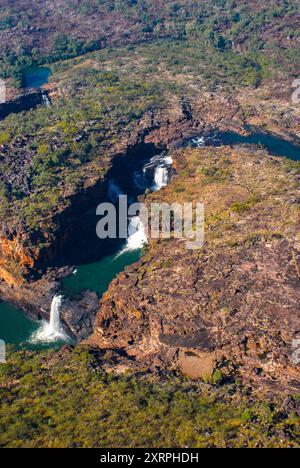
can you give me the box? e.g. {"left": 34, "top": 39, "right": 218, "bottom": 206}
{"left": 49, "top": 295, "right": 62, "bottom": 333}
{"left": 153, "top": 166, "right": 169, "bottom": 191}
{"left": 133, "top": 154, "right": 173, "bottom": 191}
{"left": 126, "top": 216, "right": 148, "bottom": 251}
{"left": 116, "top": 216, "right": 148, "bottom": 255}
{"left": 118, "top": 152, "right": 173, "bottom": 256}
{"left": 30, "top": 295, "right": 70, "bottom": 343}
{"left": 152, "top": 155, "right": 173, "bottom": 191}
{"left": 42, "top": 91, "right": 51, "bottom": 108}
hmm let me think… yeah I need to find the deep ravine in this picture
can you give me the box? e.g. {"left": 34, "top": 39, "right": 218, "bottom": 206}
{"left": 0, "top": 128, "right": 299, "bottom": 348}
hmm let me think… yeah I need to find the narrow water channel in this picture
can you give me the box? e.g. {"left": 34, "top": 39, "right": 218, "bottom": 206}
{"left": 0, "top": 129, "right": 299, "bottom": 348}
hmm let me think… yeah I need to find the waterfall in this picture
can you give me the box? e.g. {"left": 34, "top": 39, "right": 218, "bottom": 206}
{"left": 30, "top": 295, "right": 70, "bottom": 343}
{"left": 153, "top": 166, "right": 169, "bottom": 191}
{"left": 42, "top": 91, "right": 51, "bottom": 108}
{"left": 152, "top": 154, "right": 173, "bottom": 191}
{"left": 117, "top": 151, "right": 173, "bottom": 256}
{"left": 126, "top": 216, "right": 148, "bottom": 251}
{"left": 133, "top": 153, "right": 173, "bottom": 192}
{"left": 49, "top": 295, "right": 62, "bottom": 333}
{"left": 116, "top": 216, "right": 148, "bottom": 256}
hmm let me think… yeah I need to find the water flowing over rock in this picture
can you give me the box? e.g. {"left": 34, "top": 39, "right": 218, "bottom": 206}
{"left": 133, "top": 153, "right": 173, "bottom": 192}
{"left": 42, "top": 91, "right": 51, "bottom": 108}
{"left": 30, "top": 295, "right": 70, "bottom": 343}
{"left": 124, "top": 216, "right": 148, "bottom": 252}
{"left": 153, "top": 167, "right": 169, "bottom": 191}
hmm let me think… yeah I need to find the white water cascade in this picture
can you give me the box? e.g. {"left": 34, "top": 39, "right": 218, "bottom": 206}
{"left": 153, "top": 166, "right": 169, "bottom": 191}
{"left": 152, "top": 155, "right": 173, "bottom": 191}
{"left": 30, "top": 295, "right": 70, "bottom": 343}
{"left": 126, "top": 216, "right": 148, "bottom": 251}
{"left": 42, "top": 91, "right": 51, "bottom": 108}
{"left": 118, "top": 152, "right": 173, "bottom": 256}
{"left": 118, "top": 216, "right": 148, "bottom": 254}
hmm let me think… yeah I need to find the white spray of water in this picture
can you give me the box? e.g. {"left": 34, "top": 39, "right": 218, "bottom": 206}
{"left": 152, "top": 155, "right": 173, "bottom": 191}
{"left": 30, "top": 295, "right": 70, "bottom": 343}
{"left": 126, "top": 216, "right": 148, "bottom": 251}
{"left": 191, "top": 136, "right": 206, "bottom": 147}
{"left": 164, "top": 156, "right": 174, "bottom": 165}
{"left": 42, "top": 91, "right": 51, "bottom": 108}
{"left": 153, "top": 166, "right": 169, "bottom": 191}
{"left": 108, "top": 179, "right": 124, "bottom": 203}
{"left": 116, "top": 216, "right": 148, "bottom": 256}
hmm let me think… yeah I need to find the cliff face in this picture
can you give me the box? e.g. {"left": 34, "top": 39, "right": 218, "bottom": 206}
{"left": 0, "top": 91, "right": 48, "bottom": 120}
{"left": 0, "top": 234, "right": 36, "bottom": 286}
{"left": 88, "top": 146, "right": 300, "bottom": 395}
{"left": 0, "top": 92, "right": 243, "bottom": 286}
{"left": 0, "top": 77, "right": 299, "bottom": 347}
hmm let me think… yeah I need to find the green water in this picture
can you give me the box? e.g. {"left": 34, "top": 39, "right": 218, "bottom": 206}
{"left": 24, "top": 67, "right": 51, "bottom": 88}
{"left": 63, "top": 249, "right": 142, "bottom": 297}
{"left": 0, "top": 249, "right": 142, "bottom": 346}
{"left": 0, "top": 301, "right": 70, "bottom": 349}
{"left": 1, "top": 129, "right": 299, "bottom": 347}
{"left": 0, "top": 302, "right": 38, "bottom": 346}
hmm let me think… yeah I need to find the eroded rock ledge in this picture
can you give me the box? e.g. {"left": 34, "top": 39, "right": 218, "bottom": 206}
{"left": 0, "top": 93, "right": 241, "bottom": 286}
{"left": 0, "top": 91, "right": 246, "bottom": 337}
{"left": 0, "top": 84, "right": 299, "bottom": 344}
{"left": 88, "top": 146, "right": 300, "bottom": 395}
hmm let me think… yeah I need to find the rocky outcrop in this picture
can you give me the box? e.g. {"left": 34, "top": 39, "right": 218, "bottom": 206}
{"left": 0, "top": 92, "right": 244, "bottom": 286}
{"left": 0, "top": 266, "right": 99, "bottom": 340}
{"left": 88, "top": 146, "right": 300, "bottom": 395}
{"left": 0, "top": 84, "right": 299, "bottom": 347}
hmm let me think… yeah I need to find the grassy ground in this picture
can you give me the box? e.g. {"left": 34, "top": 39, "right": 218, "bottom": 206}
{"left": 0, "top": 347, "right": 299, "bottom": 448}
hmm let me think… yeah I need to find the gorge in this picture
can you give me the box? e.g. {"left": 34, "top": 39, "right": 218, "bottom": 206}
{"left": 0, "top": 140, "right": 175, "bottom": 346}
{"left": 0, "top": 0, "right": 300, "bottom": 447}
{"left": 0, "top": 126, "right": 299, "bottom": 359}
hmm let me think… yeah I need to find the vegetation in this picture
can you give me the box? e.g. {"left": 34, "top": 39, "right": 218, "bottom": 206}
{"left": 0, "top": 0, "right": 299, "bottom": 85}
{"left": 0, "top": 63, "right": 177, "bottom": 234}
{"left": 0, "top": 1, "right": 299, "bottom": 238}
{"left": 0, "top": 14, "right": 298, "bottom": 236}
{"left": 0, "top": 1, "right": 299, "bottom": 449}
{"left": 0, "top": 348, "right": 299, "bottom": 448}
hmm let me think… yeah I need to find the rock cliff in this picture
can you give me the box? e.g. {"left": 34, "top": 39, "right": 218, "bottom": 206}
{"left": 88, "top": 146, "right": 300, "bottom": 395}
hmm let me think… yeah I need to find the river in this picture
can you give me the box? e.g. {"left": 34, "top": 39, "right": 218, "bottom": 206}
{"left": 0, "top": 130, "right": 299, "bottom": 348}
